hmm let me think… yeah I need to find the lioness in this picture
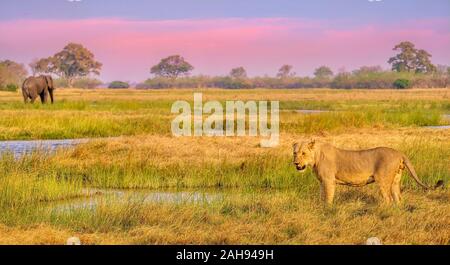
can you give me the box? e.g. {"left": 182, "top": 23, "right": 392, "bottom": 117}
{"left": 292, "top": 140, "right": 443, "bottom": 205}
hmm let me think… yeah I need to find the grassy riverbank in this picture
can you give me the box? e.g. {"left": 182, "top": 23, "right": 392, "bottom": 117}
{"left": 0, "top": 88, "right": 449, "bottom": 244}
{"left": 0, "top": 89, "right": 448, "bottom": 140}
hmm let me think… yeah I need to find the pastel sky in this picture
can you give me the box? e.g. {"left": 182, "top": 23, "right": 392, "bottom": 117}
{"left": 0, "top": 0, "right": 449, "bottom": 82}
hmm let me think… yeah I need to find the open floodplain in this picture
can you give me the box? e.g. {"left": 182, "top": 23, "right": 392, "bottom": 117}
{"left": 0, "top": 88, "right": 449, "bottom": 244}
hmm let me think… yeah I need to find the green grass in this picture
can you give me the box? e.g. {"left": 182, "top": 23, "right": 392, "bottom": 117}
{"left": 281, "top": 99, "right": 448, "bottom": 133}
{"left": 0, "top": 152, "right": 83, "bottom": 217}
{"left": 280, "top": 99, "right": 450, "bottom": 112}
{"left": 282, "top": 108, "right": 443, "bottom": 134}
{"left": 0, "top": 137, "right": 447, "bottom": 208}
{"left": 0, "top": 89, "right": 449, "bottom": 244}
{"left": 0, "top": 148, "right": 448, "bottom": 244}
{"left": 0, "top": 98, "right": 448, "bottom": 140}
{"left": 1, "top": 186, "right": 448, "bottom": 244}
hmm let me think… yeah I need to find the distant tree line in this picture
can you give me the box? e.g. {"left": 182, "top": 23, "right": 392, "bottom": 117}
{"left": 0, "top": 60, "right": 27, "bottom": 91}
{"left": 136, "top": 70, "right": 449, "bottom": 89}
{"left": 1, "top": 41, "right": 449, "bottom": 90}
{"left": 137, "top": 41, "right": 449, "bottom": 89}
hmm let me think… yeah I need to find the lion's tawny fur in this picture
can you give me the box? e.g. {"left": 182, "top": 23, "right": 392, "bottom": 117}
{"left": 292, "top": 140, "right": 440, "bottom": 205}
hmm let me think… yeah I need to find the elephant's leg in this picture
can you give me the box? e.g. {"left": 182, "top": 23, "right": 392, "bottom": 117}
{"left": 42, "top": 91, "right": 49, "bottom": 103}
{"left": 49, "top": 89, "right": 54, "bottom": 104}
{"left": 23, "top": 94, "right": 28, "bottom": 103}
{"left": 30, "top": 95, "right": 37, "bottom": 103}
{"left": 39, "top": 92, "right": 48, "bottom": 104}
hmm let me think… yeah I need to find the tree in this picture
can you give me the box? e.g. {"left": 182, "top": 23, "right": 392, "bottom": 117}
{"left": 150, "top": 55, "right": 193, "bottom": 79}
{"left": 393, "top": 79, "right": 411, "bottom": 89}
{"left": 388, "top": 41, "right": 436, "bottom": 74}
{"left": 29, "top": 59, "right": 38, "bottom": 76}
{"left": 388, "top": 41, "right": 417, "bottom": 72}
{"left": 108, "top": 81, "right": 130, "bottom": 89}
{"left": 34, "top": 43, "right": 102, "bottom": 87}
{"left": 73, "top": 78, "right": 103, "bottom": 89}
{"left": 29, "top": 58, "right": 39, "bottom": 76}
{"left": 52, "top": 43, "right": 102, "bottom": 87}
{"left": 29, "top": 57, "right": 53, "bottom": 76}
{"left": 331, "top": 71, "right": 354, "bottom": 89}
{"left": 414, "top": 49, "right": 436, "bottom": 73}
{"left": 314, "top": 66, "right": 333, "bottom": 79}
{"left": 0, "top": 64, "right": 7, "bottom": 89}
{"left": 436, "top": 65, "right": 449, "bottom": 75}
{"left": 352, "top": 65, "right": 383, "bottom": 75}
{"left": 0, "top": 60, "right": 28, "bottom": 88}
{"left": 229, "top": 67, "right": 247, "bottom": 79}
{"left": 277, "top": 65, "right": 295, "bottom": 78}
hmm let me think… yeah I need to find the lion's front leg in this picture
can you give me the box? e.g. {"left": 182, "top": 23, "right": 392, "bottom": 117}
{"left": 320, "top": 184, "right": 325, "bottom": 201}
{"left": 321, "top": 179, "right": 336, "bottom": 205}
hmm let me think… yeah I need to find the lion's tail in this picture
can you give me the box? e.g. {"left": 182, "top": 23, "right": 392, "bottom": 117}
{"left": 403, "top": 155, "right": 444, "bottom": 190}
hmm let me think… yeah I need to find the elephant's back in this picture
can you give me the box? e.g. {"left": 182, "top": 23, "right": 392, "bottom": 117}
{"left": 22, "top": 77, "right": 32, "bottom": 88}
{"left": 23, "top": 76, "right": 41, "bottom": 88}
{"left": 22, "top": 77, "right": 36, "bottom": 95}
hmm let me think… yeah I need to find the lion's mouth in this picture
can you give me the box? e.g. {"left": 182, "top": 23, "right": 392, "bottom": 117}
{"left": 296, "top": 165, "right": 306, "bottom": 171}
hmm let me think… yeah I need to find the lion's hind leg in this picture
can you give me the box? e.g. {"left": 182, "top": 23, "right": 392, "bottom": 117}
{"left": 374, "top": 173, "right": 393, "bottom": 205}
{"left": 391, "top": 170, "right": 403, "bottom": 205}
{"left": 379, "top": 185, "right": 393, "bottom": 204}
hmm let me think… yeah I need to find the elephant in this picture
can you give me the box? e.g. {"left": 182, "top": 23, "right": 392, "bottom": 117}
{"left": 22, "top": 75, "right": 55, "bottom": 104}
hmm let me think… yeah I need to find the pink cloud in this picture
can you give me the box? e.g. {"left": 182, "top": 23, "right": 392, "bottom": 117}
{"left": 0, "top": 18, "right": 449, "bottom": 81}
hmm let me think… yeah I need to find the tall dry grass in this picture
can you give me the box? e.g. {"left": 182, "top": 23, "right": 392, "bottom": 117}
{"left": 0, "top": 88, "right": 449, "bottom": 140}
{"left": 0, "top": 88, "right": 449, "bottom": 244}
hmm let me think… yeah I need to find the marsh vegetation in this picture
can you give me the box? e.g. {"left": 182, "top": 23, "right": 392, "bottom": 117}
{"left": 0, "top": 88, "right": 449, "bottom": 244}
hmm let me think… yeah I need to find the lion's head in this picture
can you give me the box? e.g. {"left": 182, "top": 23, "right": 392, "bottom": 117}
{"left": 292, "top": 140, "right": 316, "bottom": 172}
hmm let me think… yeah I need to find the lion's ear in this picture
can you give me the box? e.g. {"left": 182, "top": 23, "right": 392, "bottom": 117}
{"left": 292, "top": 142, "right": 298, "bottom": 149}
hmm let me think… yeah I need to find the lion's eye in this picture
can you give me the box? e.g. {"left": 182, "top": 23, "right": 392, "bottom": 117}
{"left": 302, "top": 152, "right": 306, "bottom": 155}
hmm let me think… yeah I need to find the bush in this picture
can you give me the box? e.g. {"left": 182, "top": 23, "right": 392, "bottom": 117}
{"left": 6, "top": 83, "right": 18, "bottom": 91}
{"left": 212, "top": 77, "right": 252, "bottom": 89}
{"left": 393, "top": 78, "right": 411, "bottom": 89}
{"left": 73, "top": 78, "right": 103, "bottom": 89}
{"left": 0, "top": 84, "right": 19, "bottom": 92}
{"left": 53, "top": 78, "right": 68, "bottom": 88}
{"left": 135, "top": 72, "right": 448, "bottom": 89}
{"left": 54, "top": 78, "right": 103, "bottom": 89}
{"left": 108, "top": 81, "right": 130, "bottom": 89}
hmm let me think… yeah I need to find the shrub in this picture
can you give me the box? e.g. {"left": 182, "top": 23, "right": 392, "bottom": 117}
{"left": 1, "top": 83, "right": 18, "bottom": 92}
{"left": 393, "top": 78, "right": 411, "bottom": 89}
{"left": 73, "top": 78, "right": 103, "bottom": 89}
{"left": 54, "top": 78, "right": 68, "bottom": 88}
{"left": 108, "top": 81, "right": 130, "bottom": 89}
{"left": 54, "top": 78, "right": 103, "bottom": 89}
{"left": 135, "top": 72, "right": 447, "bottom": 89}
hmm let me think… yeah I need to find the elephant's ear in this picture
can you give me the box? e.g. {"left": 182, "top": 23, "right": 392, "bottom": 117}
{"left": 44, "top": 75, "right": 54, "bottom": 89}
